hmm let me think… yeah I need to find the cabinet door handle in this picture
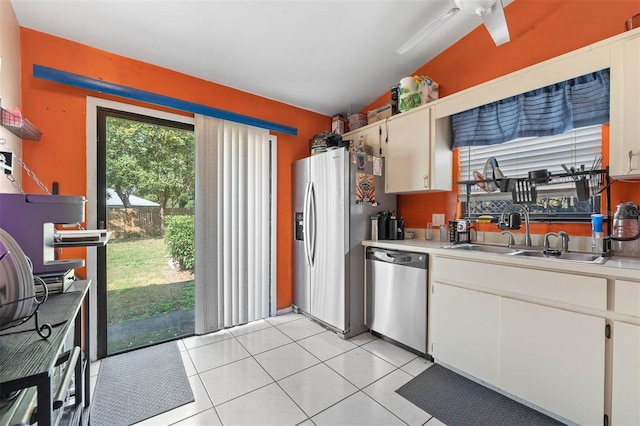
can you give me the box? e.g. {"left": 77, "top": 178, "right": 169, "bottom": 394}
{"left": 629, "top": 150, "right": 638, "bottom": 174}
{"left": 423, "top": 174, "right": 429, "bottom": 188}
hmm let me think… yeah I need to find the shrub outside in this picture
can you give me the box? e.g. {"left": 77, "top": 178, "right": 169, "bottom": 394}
{"left": 164, "top": 215, "right": 195, "bottom": 271}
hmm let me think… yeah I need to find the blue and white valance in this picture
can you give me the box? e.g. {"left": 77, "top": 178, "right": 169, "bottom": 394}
{"left": 451, "top": 69, "right": 610, "bottom": 148}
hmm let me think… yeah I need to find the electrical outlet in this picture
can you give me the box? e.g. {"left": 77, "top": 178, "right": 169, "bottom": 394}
{"left": 432, "top": 213, "right": 445, "bottom": 226}
{"left": 0, "top": 151, "right": 12, "bottom": 175}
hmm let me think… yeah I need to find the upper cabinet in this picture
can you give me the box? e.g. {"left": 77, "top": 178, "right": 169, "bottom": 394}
{"left": 344, "top": 122, "right": 384, "bottom": 158}
{"left": 342, "top": 105, "right": 452, "bottom": 194}
{"left": 385, "top": 107, "right": 430, "bottom": 193}
{"left": 610, "top": 34, "right": 640, "bottom": 178}
{"left": 385, "top": 106, "right": 452, "bottom": 193}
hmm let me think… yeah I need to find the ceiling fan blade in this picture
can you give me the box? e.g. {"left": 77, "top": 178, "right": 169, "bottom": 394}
{"left": 396, "top": 7, "right": 460, "bottom": 54}
{"left": 481, "top": 0, "right": 510, "bottom": 46}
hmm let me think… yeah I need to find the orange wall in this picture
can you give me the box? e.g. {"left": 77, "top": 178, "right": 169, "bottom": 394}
{"left": 17, "top": 0, "right": 640, "bottom": 311}
{"left": 19, "top": 28, "right": 330, "bottom": 310}
{"left": 366, "top": 0, "right": 640, "bottom": 237}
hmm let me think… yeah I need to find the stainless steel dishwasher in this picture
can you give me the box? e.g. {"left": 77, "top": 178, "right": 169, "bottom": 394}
{"left": 365, "top": 247, "right": 428, "bottom": 354}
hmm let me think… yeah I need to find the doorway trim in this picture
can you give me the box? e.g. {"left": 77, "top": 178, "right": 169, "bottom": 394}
{"left": 86, "top": 96, "right": 194, "bottom": 360}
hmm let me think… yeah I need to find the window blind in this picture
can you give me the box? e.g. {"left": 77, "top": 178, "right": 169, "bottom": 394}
{"left": 451, "top": 69, "right": 609, "bottom": 148}
{"left": 459, "top": 124, "right": 602, "bottom": 194}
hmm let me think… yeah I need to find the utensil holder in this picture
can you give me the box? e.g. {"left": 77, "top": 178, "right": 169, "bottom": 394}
{"left": 497, "top": 178, "right": 513, "bottom": 192}
{"left": 512, "top": 179, "right": 537, "bottom": 204}
{"left": 575, "top": 178, "right": 590, "bottom": 201}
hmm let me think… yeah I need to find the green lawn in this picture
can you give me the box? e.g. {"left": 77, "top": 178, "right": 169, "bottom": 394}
{"left": 107, "top": 238, "right": 194, "bottom": 324}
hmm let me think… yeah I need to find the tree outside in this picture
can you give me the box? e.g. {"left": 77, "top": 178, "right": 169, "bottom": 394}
{"left": 105, "top": 116, "right": 195, "bottom": 353}
{"left": 106, "top": 116, "right": 195, "bottom": 217}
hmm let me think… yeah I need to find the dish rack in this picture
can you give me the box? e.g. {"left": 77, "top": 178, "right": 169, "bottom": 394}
{"left": 0, "top": 281, "right": 52, "bottom": 339}
{"left": 456, "top": 167, "right": 612, "bottom": 230}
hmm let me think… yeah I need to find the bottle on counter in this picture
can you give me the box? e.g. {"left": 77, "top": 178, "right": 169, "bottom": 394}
{"left": 370, "top": 215, "right": 379, "bottom": 241}
{"left": 397, "top": 216, "right": 405, "bottom": 240}
{"left": 388, "top": 211, "right": 398, "bottom": 240}
{"left": 377, "top": 211, "right": 389, "bottom": 240}
{"left": 591, "top": 214, "right": 604, "bottom": 254}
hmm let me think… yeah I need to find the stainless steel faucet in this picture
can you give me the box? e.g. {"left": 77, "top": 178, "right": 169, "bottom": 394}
{"left": 498, "top": 204, "right": 532, "bottom": 246}
{"left": 543, "top": 231, "right": 570, "bottom": 251}
{"left": 501, "top": 231, "right": 516, "bottom": 247}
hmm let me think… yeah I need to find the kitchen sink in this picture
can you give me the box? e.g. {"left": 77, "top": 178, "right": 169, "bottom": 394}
{"left": 442, "top": 244, "right": 519, "bottom": 254}
{"left": 510, "top": 250, "right": 608, "bottom": 264}
{"left": 442, "top": 244, "right": 608, "bottom": 264}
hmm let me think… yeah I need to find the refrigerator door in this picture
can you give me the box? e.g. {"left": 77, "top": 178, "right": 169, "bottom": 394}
{"left": 309, "top": 150, "right": 348, "bottom": 331}
{"left": 347, "top": 153, "right": 397, "bottom": 337}
{"left": 292, "top": 158, "right": 310, "bottom": 314}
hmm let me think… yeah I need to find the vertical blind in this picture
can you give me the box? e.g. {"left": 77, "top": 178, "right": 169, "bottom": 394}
{"left": 459, "top": 124, "right": 602, "bottom": 194}
{"left": 194, "top": 115, "right": 272, "bottom": 334}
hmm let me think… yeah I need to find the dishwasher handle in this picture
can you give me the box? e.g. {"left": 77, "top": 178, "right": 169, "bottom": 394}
{"left": 372, "top": 251, "right": 412, "bottom": 264}
{"left": 366, "top": 248, "right": 427, "bottom": 269}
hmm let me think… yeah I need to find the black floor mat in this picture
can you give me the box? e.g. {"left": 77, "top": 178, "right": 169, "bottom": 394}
{"left": 396, "top": 364, "right": 565, "bottom": 426}
{"left": 91, "top": 341, "right": 194, "bottom": 426}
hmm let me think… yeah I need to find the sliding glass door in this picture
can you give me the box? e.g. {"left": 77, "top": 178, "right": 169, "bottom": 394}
{"left": 97, "top": 108, "right": 195, "bottom": 356}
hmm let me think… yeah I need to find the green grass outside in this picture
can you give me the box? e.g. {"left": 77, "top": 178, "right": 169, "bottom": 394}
{"left": 107, "top": 237, "right": 195, "bottom": 324}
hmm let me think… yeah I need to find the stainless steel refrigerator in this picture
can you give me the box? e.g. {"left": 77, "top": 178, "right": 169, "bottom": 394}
{"left": 292, "top": 148, "right": 396, "bottom": 338}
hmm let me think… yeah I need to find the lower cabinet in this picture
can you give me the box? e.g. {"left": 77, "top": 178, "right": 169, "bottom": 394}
{"left": 612, "top": 279, "right": 640, "bottom": 425}
{"left": 500, "top": 298, "right": 605, "bottom": 425}
{"left": 431, "top": 283, "right": 500, "bottom": 386}
{"left": 431, "top": 277, "right": 605, "bottom": 425}
{"left": 611, "top": 321, "right": 640, "bottom": 425}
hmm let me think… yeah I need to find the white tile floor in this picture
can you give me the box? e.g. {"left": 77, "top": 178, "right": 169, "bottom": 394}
{"left": 91, "top": 312, "right": 446, "bottom": 426}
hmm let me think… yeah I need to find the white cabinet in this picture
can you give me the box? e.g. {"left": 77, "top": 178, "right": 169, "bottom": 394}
{"left": 345, "top": 123, "right": 384, "bottom": 157}
{"left": 611, "top": 321, "right": 640, "bottom": 426}
{"left": 431, "top": 283, "right": 500, "bottom": 386}
{"left": 384, "top": 106, "right": 452, "bottom": 193}
{"left": 611, "top": 321, "right": 640, "bottom": 425}
{"left": 429, "top": 256, "right": 608, "bottom": 424}
{"left": 343, "top": 107, "right": 452, "bottom": 194}
{"left": 431, "top": 281, "right": 606, "bottom": 425}
{"left": 385, "top": 107, "right": 430, "bottom": 193}
{"left": 614, "top": 279, "right": 640, "bottom": 317}
{"left": 611, "top": 279, "right": 640, "bottom": 425}
{"left": 500, "top": 298, "right": 605, "bottom": 426}
{"left": 609, "top": 34, "right": 640, "bottom": 177}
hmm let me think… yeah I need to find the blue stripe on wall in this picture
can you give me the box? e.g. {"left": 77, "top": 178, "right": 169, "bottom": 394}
{"left": 33, "top": 64, "right": 298, "bottom": 136}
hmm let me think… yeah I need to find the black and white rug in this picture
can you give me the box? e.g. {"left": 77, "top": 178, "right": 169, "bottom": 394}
{"left": 396, "top": 364, "right": 565, "bottom": 426}
{"left": 90, "top": 341, "right": 194, "bottom": 426}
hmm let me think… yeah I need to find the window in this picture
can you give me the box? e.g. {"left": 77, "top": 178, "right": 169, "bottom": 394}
{"left": 457, "top": 125, "right": 603, "bottom": 220}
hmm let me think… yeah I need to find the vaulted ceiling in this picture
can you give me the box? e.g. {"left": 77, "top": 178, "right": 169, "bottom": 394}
{"left": 10, "top": 0, "right": 514, "bottom": 116}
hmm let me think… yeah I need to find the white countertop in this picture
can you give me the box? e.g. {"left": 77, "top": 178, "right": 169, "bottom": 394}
{"left": 362, "top": 239, "right": 640, "bottom": 281}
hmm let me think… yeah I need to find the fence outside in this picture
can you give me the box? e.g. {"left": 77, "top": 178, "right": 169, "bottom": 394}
{"left": 107, "top": 207, "right": 194, "bottom": 239}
